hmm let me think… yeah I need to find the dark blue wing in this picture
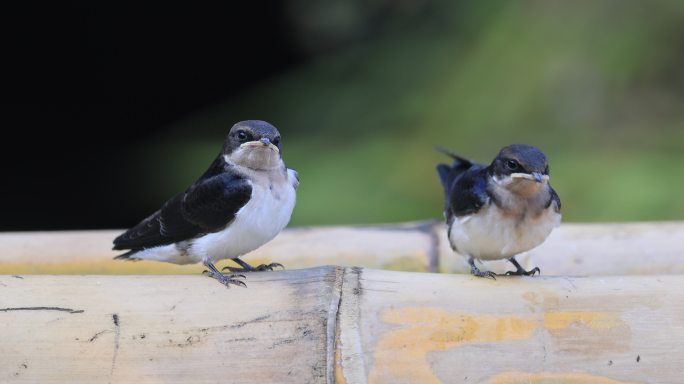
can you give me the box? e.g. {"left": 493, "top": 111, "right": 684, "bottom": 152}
{"left": 436, "top": 147, "right": 489, "bottom": 220}
{"left": 180, "top": 173, "right": 252, "bottom": 230}
{"left": 113, "top": 169, "right": 252, "bottom": 251}
{"left": 446, "top": 166, "right": 490, "bottom": 218}
{"left": 435, "top": 146, "right": 475, "bottom": 194}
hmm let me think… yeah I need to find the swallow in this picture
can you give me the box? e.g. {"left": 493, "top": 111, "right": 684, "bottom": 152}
{"left": 436, "top": 144, "right": 561, "bottom": 278}
{"left": 113, "top": 120, "right": 299, "bottom": 287}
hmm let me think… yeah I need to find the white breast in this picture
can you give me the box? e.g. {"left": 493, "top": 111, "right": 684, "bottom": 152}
{"left": 449, "top": 201, "right": 560, "bottom": 261}
{"left": 189, "top": 168, "right": 297, "bottom": 263}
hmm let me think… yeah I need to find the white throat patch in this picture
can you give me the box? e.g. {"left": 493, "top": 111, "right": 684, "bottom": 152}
{"left": 224, "top": 146, "right": 281, "bottom": 170}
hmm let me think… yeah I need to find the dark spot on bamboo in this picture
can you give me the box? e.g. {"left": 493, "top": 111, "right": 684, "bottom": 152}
{"left": 110, "top": 313, "right": 121, "bottom": 377}
{"left": 270, "top": 338, "right": 296, "bottom": 349}
{"left": 230, "top": 314, "right": 271, "bottom": 329}
{"left": 177, "top": 335, "right": 200, "bottom": 348}
{"left": 89, "top": 330, "right": 109, "bottom": 342}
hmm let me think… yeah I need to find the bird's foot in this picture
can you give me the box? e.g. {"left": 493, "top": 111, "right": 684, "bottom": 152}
{"left": 468, "top": 257, "right": 496, "bottom": 279}
{"left": 503, "top": 257, "right": 541, "bottom": 276}
{"left": 222, "top": 259, "right": 285, "bottom": 273}
{"left": 202, "top": 260, "right": 247, "bottom": 288}
{"left": 202, "top": 270, "right": 247, "bottom": 288}
{"left": 471, "top": 267, "right": 497, "bottom": 279}
{"left": 504, "top": 267, "right": 541, "bottom": 276}
{"left": 222, "top": 263, "right": 284, "bottom": 272}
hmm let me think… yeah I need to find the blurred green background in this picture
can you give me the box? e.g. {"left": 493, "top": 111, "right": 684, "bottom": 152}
{"left": 127, "top": 1, "right": 684, "bottom": 225}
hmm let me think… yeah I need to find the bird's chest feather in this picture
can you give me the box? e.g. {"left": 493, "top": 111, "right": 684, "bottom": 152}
{"left": 193, "top": 169, "right": 297, "bottom": 261}
{"left": 449, "top": 189, "right": 560, "bottom": 260}
{"left": 234, "top": 174, "right": 296, "bottom": 239}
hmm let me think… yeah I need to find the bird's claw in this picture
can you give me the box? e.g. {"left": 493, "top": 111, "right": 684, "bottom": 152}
{"left": 504, "top": 267, "right": 541, "bottom": 276}
{"left": 472, "top": 270, "right": 497, "bottom": 280}
{"left": 259, "top": 263, "right": 283, "bottom": 271}
{"left": 225, "top": 278, "right": 247, "bottom": 288}
{"left": 205, "top": 269, "right": 246, "bottom": 276}
{"left": 203, "top": 270, "right": 247, "bottom": 288}
{"left": 468, "top": 257, "right": 496, "bottom": 279}
{"left": 222, "top": 262, "right": 285, "bottom": 273}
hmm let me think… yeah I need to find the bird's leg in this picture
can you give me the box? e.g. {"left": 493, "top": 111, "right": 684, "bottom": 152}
{"left": 222, "top": 257, "right": 285, "bottom": 273}
{"left": 468, "top": 256, "right": 496, "bottom": 279}
{"left": 504, "top": 257, "right": 541, "bottom": 276}
{"left": 202, "top": 260, "right": 246, "bottom": 288}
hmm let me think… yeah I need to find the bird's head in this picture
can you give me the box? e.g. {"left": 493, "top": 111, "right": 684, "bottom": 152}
{"left": 490, "top": 144, "right": 551, "bottom": 197}
{"left": 223, "top": 120, "right": 283, "bottom": 170}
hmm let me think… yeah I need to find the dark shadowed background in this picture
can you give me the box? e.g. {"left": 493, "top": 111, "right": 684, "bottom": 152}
{"left": 2, "top": 1, "right": 684, "bottom": 231}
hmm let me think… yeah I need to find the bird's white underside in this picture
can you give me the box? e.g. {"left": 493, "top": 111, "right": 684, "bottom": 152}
{"left": 449, "top": 203, "right": 560, "bottom": 260}
{"left": 449, "top": 178, "right": 561, "bottom": 261}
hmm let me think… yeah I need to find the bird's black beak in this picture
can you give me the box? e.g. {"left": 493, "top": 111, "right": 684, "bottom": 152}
{"left": 260, "top": 137, "right": 271, "bottom": 146}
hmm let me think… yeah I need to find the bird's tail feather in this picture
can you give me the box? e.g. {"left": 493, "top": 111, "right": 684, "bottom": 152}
{"left": 436, "top": 164, "right": 454, "bottom": 192}
{"left": 434, "top": 145, "right": 473, "bottom": 165}
{"left": 113, "top": 249, "right": 142, "bottom": 261}
{"left": 435, "top": 145, "right": 473, "bottom": 193}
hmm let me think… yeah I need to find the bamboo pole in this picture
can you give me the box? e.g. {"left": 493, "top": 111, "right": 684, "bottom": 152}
{"left": 1, "top": 221, "right": 684, "bottom": 276}
{"left": 0, "top": 268, "right": 339, "bottom": 384}
{"left": 0, "top": 221, "right": 438, "bottom": 274}
{"left": 1, "top": 267, "right": 682, "bottom": 383}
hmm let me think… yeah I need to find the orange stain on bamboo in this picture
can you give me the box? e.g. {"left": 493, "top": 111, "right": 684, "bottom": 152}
{"left": 487, "top": 371, "right": 640, "bottom": 384}
{"left": 368, "top": 307, "right": 625, "bottom": 384}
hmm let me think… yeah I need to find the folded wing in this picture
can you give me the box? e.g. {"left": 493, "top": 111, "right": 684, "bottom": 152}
{"left": 113, "top": 173, "right": 252, "bottom": 252}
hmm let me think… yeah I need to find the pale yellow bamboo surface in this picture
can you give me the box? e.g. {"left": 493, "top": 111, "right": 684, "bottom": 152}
{"left": 339, "top": 268, "right": 680, "bottom": 384}
{"left": 0, "top": 268, "right": 337, "bottom": 383}
{"left": 1, "top": 221, "right": 683, "bottom": 275}
{"left": 1, "top": 267, "right": 682, "bottom": 383}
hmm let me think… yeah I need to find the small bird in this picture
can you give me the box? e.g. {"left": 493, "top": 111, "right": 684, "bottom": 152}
{"left": 113, "top": 120, "right": 299, "bottom": 287}
{"left": 436, "top": 144, "right": 561, "bottom": 278}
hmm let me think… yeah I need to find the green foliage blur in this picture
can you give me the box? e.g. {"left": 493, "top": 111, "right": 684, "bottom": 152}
{"left": 128, "top": 1, "right": 684, "bottom": 225}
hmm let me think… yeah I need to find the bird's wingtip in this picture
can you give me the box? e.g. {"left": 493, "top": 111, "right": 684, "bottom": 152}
{"left": 434, "top": 144, "right": 456, "bottom": 157}
{"left": 434, "top": 145, "right": 472, "bottom": 163}
{"left": 113, "top": 249, "right": 141, "bottom": 261}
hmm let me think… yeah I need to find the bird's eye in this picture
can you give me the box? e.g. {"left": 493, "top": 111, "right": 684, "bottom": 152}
{"left": 544, "top": 165, "right": 550, "bottom": 175}
{"left": 505, "top": 160, "right": 519, "bottom": 171}
{"left": 272, "top": 137, "right": 281, "bottom": 146}
{"left": 236, "top": 130, "right": 250, "bottom": 141}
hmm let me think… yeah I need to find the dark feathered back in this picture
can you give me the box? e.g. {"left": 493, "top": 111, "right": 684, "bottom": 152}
{"left": 435, "top": 146, "right": 475, "bottom": 195}
{"left": 435, "top": 146, "right": 492, "bottom": 220}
